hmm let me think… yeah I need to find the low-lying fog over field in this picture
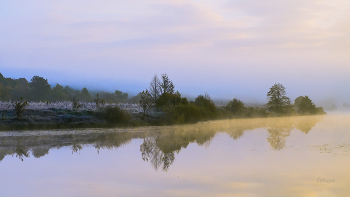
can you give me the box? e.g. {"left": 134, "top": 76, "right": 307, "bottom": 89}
{"left": 1, "top": 114, "right": 350, "bottom": 196}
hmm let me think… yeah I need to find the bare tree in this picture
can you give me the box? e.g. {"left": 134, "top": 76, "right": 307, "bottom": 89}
{"left": 140, "top": 90, "right": 152, "bottom": 115}
{"left": 149, "top": 74, "right": 161, "bottom": 105}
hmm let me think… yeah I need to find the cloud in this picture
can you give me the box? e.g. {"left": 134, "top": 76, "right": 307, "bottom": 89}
{"left": 1, "top": 0, "right": 350, "bottom": 101}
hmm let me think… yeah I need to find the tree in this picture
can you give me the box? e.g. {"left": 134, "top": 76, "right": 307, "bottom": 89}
{"left": 194, "top": 93, "right": 216, "bottom": 118}
{"left": 160, "top": 74, "right": 174, "bottom": 94}
{"left": 295, "top": 96, "right": 317, "bottom": 114}
{"left": 94, "top": 93, "right": 105, "bottom": 109}
{"left": 80, "top": 87, "right": 91, "bottom": 102}
{"left": 64, "top": 86, "right": 80, "bottom": 98}
{"left": 29, "top": 76, "right": 51, "bottom": 101}
{"left": 149, "top": 75, "right": 161, "bottom": 105}
{"left": 266, "top": 83, "right": 291, "bottom": 114}
{"left": 0, "top": 83, "right": 3, "bottom": 100}
{"left": 226, "top": 98, "right": 245, "bottom": 116}
{"left": 72, "top": 96, "right": 81, "bottom": 109}
{"left": 12, "top": 78, "right": 30, "bottom": 100}
{"left": 114, "top": 90, "right": 129, "bottom": 101}
{"left": 114, "top": 90, "right": 123, "bottom": 99}
{"left": 51, "top": 83, "right": 68, "bottom": 101}
{"left": 130, "top": 92, "right": 142, "bottom": 104}
{"left": 12, "top": 97, "right": 29, "bottom": 119}
{"left": 294, "top": 96, "right": 304, "bottom": 108}
{"left": 155, "top": 91, "right": 186, "bottom": 109}
{"left": 122, "top": 93, "right": 128, "bottom": 100}
{"left": 140, "top": 90, "right": 152, "bottom": 115}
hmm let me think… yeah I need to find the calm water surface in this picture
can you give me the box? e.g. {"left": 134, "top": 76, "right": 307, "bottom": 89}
{"left": 1, "top": 115, "right": 350, "bottom": 197}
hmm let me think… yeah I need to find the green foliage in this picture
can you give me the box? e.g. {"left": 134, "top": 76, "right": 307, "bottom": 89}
{"left": 140, "top": 90, "right": 152, "bottom": 114}
{"left": 114, "top": 90, "right": 123, "bottom": 98}
{"left": 12, "top": 78, "right": 30, "bottom": 101}
{"left": 226, "top": 98, "right": 245, "bottom": 116}
{"left": 160, "top": 74, "right": 174, "bottom": 94}
{"left": 155, "top": 91, "right": 185, "bottom": 109}
{"left": 51, "top": 84, "right": 68, "bottom": 101}
{"left": 29, "top": 76, "right": 51, "bottom": 101}
{"left": 165, "top": 104, "right": 202, "bottom": 124}
{"left": 114, "top": 90, "right": 128, "bottom": 100}
{"left": 244, "top": 107, "right": 269, "bottom": 118}
{"left": 130, "top": 92, "right": 142, "bottom": 104}
{"left": 294, "top": 96, "right": 303, "bottom": 108}
{"left": 194, "top": 93, "right": 216, "bottom": 118}
{"left": 102, "top": 106, "right": 131, "bottom": 125}
{"left": 100, "top": 92, "right": 115, "bottom": 103}
{"left": 12, "top": 97, "right": 29, "bottom": 119}
{"left": 72, "top": 96, "right": 81, "bottom": 109}
{"left": 295, "top": 96, "right": 325, "bottom": 115}
{"left": 266, "top": 83, "right": 291, "bottom": 114}
{"left": 94, "top": 93, "right": 105, "bottom": 108}
{"left": 160, "top": 93, "right": 217, "bottom": 125}
{"left": 80, "top": 87, "right": 91, "bottom": 102}
{"left": 64, "top": 86, "right": 80, "bottom": 98}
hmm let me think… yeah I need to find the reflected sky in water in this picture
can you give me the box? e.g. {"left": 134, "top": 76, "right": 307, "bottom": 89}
{"left": 1, "top": 115, "right": 350, "bottom": 196}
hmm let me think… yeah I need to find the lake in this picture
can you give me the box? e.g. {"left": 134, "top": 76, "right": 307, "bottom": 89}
{"left": 1, "top": 114, "right": 349, "bottom": 197}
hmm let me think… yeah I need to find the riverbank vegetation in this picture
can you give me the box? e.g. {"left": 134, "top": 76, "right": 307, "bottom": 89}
{"left": 0, "top": 72, "right": 326, "bottom": 130}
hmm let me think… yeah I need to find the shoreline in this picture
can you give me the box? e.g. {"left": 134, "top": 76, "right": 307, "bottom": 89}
{"left": 0, "top": 107, "right": 327, "bottom": 132}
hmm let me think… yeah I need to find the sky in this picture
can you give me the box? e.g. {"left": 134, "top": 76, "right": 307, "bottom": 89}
{"left": 1, "top": 0, "right": 350, "bottom": 104}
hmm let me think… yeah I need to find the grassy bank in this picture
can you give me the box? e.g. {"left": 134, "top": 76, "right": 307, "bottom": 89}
{"left": 0, "top": 102, "right": 326, "bottom": 131}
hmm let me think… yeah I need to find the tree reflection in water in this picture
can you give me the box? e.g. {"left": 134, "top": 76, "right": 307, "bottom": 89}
{"left": 32, "top": 147, "right": 50, "bottom": 158}
{"left": 294, "top": 116, "right": 323, "bottom": 134}
{"left": 140, "top": 126, "right": 216, "bottom": 171}
{"left": 267, "top": 127, "right": 291, "bottom": 150}
{"left": 140, "top": 137, "right": 175, "bottom": 171}
{"left": 71, "top": 144, "right": 83, "bottom": 154}
{"left": 266, "top": 116, "right": 324, "bottom": 150}
{"left": 0, "top": 115, "right": 324, "bottom": 165}
{"left": 14, "top": 141, "right": 30, "bottom": 161}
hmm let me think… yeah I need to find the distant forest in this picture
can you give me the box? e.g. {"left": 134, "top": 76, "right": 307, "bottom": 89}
{"left": 0, "top": 72, "right": 328, "bottom": 130}
{"left": 1, "top": 72, "right": 326, "bottom": 118}
{"left": 0, "top": 73, "right": 140, "bottom": 103}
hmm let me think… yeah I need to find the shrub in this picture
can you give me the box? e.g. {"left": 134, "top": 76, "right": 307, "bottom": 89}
{"left": 226, "top": 98, "right": 245, "bottom": 116}
{"left": 193, "top": 94, "right": 216, "bottom": 118}
{"left": 102, "top": 106, "right": 130, "bottom": 125}
{"left": 170, "top": 105, "right": 202, "bottom": 124}
{"left": 12, "top": 97, "right": 29, "bottom": 119}
{"left": 72, "top": 96, "right": 81, "bottom": 109}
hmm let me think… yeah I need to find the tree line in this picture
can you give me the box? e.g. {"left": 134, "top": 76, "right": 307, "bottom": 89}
{"left": 0, "top": 72, "right": 326, "bottom": 125}
{"left": 0, "top": 73, "right": 136, "bottom": 103}
{"left": 139, "top": 74, "right": 325, "bottom": 124}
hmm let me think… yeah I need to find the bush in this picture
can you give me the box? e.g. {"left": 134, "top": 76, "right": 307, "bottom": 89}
{"left": 193, "top": 94, "right": 216, "bottom": 118}
{"left": 170, "top": 105, "right": 202, "bottom": 124}
{"left": 226, "top": 98, "right": 245, "bottom": 117}
{"left": 294, "top": 96, "right": 325, "bottom": 115}
{"left": 101, "top": 106, "right": 131, "bottom": 125}
{"left": 244, "top": 107, "right": 269, "bottom": 118}
{"left": 12, "top": 98, "right": 29, "bottom": 119}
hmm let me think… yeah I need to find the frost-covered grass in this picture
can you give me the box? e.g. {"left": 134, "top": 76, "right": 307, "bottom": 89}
{"left": 0, "top": 101, "right": 143, "bottom": 113}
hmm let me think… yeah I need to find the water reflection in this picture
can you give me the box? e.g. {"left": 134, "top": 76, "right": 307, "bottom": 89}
{"left": 14, "top": 141, "right": 30, "bottom": 161}
{"left": 140, "top": 137, "right": 175, "bottom": 171}
{"left": 294, "top": 116, "right": 322, "bottom": 134}
{"left": 32, "top": 147, "right": 49, "bottom": 158}
{"left": 0, "top": 116, "right": 324, "bottom": 166}
{"left": 140, "top": 127, "right": 216, "bottom": 171}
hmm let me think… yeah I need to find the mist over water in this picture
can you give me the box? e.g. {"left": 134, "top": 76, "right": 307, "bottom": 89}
{"left": 1, "top": 114, "right": 349, "bottom": 196}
